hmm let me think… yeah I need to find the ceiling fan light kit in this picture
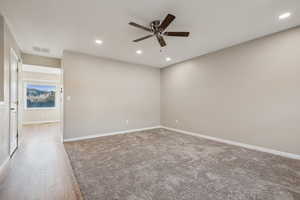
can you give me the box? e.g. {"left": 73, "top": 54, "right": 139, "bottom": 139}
{"left": 129, "top": 14, "right": 190, "bottom": 48}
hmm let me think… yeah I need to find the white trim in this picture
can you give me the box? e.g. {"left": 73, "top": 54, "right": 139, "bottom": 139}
{"left": 161, "top": 126, "right": 300, "bottom": 160}
{"left": 22, "top": 64, "right": 61, "bottom": 74}
{"left": 63, "top": 126, "right": 161, "bottom": 142}
{"left": 9, "top": 48, "right": 20, "bottom": 156}
{"left": 23, "top": 79, "right": 60, "bottom": 83}
{"left": 23, "top": 120, "right": 60, "bottom": 125}
{"left": 25, "top": 107, "right": 57, "bottom": 111}
{"left": 0, "top": 157, "right": 9, "bottom": 179}
{"left": 60, "top": 69, "right": 64, "bottom": 143}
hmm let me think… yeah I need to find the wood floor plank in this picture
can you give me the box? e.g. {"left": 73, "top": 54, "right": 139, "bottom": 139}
{"left": 0, "top": 123, "right": 83, "bottom": 200}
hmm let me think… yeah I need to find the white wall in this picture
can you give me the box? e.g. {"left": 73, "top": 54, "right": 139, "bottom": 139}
{"left": 22, "top": 53, "right": 61, "bottom": 68}
{"left": 62, "top": 51, "right": 160, "bottom": 140}
{"left": 22, "top": 68, "right": 61, "bottom": 125}
{"left": 0, "top": 15, "right": 4, "bottom": 101}
{"left": 161, "top": 27, "right": 300, "bottom": 155}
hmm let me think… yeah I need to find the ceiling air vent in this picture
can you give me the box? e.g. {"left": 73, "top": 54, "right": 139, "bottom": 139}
{"left": 32, "top": 46, "right": 50, "bottom": 54}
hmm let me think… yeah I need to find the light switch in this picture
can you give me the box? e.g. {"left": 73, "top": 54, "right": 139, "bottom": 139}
{"left": 66, "top": 96, "right": 71, "bottom": 101}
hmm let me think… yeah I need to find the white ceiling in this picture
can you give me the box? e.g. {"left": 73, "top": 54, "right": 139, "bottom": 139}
{"left": 1, "top": 0, "right": 300, "bottom": 67}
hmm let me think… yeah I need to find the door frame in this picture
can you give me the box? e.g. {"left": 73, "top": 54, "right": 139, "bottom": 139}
{"left": 60, "top": 69, "right": 64, "bottom": 142}
{"left": 20, "top": 64, "right": 63, "bottom": 142}
{"left": 9, "top": 48, "right": 21, "bottom": 157}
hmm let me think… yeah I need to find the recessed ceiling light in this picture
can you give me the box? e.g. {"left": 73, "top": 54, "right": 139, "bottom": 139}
{"left": 95, "top": 39, "right": 103, "bottom": 44}
{"left": 136, "top": 50, "right": 143, "bottom": 55}
{"left": 279, "top": 12, "right": 291, "bottom": 20}
{"left": 166, "top": 57, "right": 171, "bottom": 62}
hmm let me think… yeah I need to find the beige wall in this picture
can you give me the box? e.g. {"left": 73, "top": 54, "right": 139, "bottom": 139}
{"left": 22, "top": 71, "right": 61, "bottom": 124}
{"left": 0, "top": 16, "right": 21, "bottom": 167}
{"left": 0, "top": 15, "right": 4, "bottom": 101}
{"left": 161, "top": 27, "right": 300, "bottom": 155}
{"left": 22, "top": 53, "right": 61, "bottom": 68}
{"left": 62, "top": 51, "right": 160, "bottom": 140}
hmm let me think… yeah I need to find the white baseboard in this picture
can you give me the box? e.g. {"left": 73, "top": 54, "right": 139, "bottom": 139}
{"left": 23, "top": 120, "right": 60, "bottom": 125}
{"left": 63, "top": 126, "right": 162, "bottom": 142}
{"left": 0, "top": 157, "right": 10, "bottom": 179}
{"left": 161, "top": 126, "right": 300, "bottom": 160}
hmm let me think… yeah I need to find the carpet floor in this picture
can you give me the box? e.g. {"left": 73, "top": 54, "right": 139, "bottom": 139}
{"left": 64, "top": 129, "right": 300, "bottom": 200}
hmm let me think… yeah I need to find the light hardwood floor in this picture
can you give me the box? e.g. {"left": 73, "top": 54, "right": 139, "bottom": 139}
{"left": 0, "top": 123, "right": 82, "bottom": 200}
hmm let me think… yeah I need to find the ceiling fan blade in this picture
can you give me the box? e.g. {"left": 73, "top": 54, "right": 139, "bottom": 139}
{"left": 133, "top": 34, "right": 154, "bottom": 42}
{"left": 159, "top": 14, "right": 175, "bottom": 31}
{"left": 163, "top": 32, "right": 190, "bottom": 37}
{"left": 156, "top": 35, "right": 166, "bottom": 47}
{"left": 129, "top": 22, "right": 152, "bottom": 32}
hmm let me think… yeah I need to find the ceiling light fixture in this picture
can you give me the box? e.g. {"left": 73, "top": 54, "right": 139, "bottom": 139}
{"left": 166, "top": 57, "right": 171, "bottom": 62}
{"left": 136, "top": 50, "right": 143, "bottom": 54}
{"left": 95, "top": 39, "right": 103, "bottom": 44}
{"left": 279, "top": 12, "right": 291, "bottom": 20}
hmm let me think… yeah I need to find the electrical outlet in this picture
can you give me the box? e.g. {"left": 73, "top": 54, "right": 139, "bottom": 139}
{"left": 175, "top": 120, "right": 179, "bottom": 124}
{"left": 126, "top": 120, "right": 129, "bottom": 125}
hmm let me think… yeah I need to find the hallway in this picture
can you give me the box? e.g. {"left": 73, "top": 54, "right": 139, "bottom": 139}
{"left": 0, "top": 123, "right": 82, "bottom": 200}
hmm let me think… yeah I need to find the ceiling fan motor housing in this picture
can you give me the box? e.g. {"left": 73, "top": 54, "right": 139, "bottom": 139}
{"left": 150, "top": 20, "right": 161, "bottom": 33}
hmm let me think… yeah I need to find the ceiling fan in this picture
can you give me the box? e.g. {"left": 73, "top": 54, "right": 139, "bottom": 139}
{"left": 129, "top": 14, "right": 190, "bottom": 47}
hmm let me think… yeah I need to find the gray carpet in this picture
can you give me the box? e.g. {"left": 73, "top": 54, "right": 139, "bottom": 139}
{"left": 64, "top": 129, "right": 300, "bottom": 200}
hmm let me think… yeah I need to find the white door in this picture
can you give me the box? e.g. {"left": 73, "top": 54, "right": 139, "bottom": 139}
{"left": 9, "top": 49, "right": 19, "bottom": 156}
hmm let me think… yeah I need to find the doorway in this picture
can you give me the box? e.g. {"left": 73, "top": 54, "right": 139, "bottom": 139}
{"left": 9, "top": 48, "right": 20, "bottom": 157}
{"left": 21, "top": 65, "right": 63, "bottom": 141}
